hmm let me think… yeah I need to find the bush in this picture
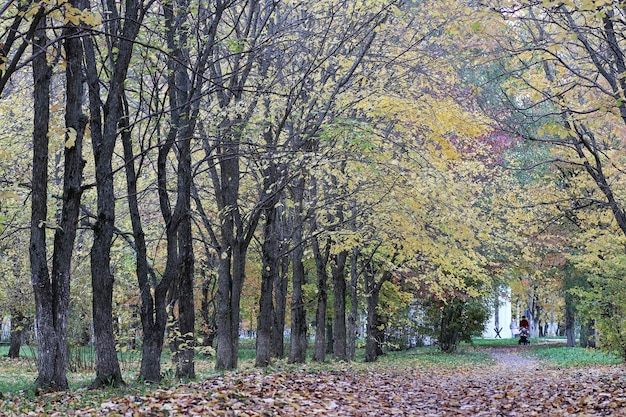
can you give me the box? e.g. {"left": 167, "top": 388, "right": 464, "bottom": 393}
{"left": 421, "top": 296, "right": 490, "bottom": 353}
{"left": 571, "top": 257, "right": 626, "bottom": 360}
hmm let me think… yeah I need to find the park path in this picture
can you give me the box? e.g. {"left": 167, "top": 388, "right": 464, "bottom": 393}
{"left": 427, "top": 343, "right": 626, "bottom": 416}
{"left": 483, "top": 344, "right": 540, "bottom": 369}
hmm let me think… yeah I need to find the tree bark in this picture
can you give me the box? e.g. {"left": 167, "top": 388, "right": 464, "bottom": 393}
{"left": 325, "top": 318, "right": 334, "bottom": 354}
{"left": 365, "top": 285, "right": 381, "bottom": 362}
{"left": 30, "top": 6, "right": 87, "bottom": 390}
{"left": 312, "top": 234, "right": 329, "bottom": 362}
{"left": 30, "top": 17, "right": 59, "bottom": 390}
{"left": 271, "top": 252, "right": 289, "bottom": 359}
{"left": 580, "top": 321, "right": 596, "bottom": 348}
{"left": 288, "top": 180, "right": 308, "bottom": 364}
{"left": 565, "top": 300, "right": 576, "bottom": 347}
{"left": 347, "top": 248, "right": 359, "bottom": 360}
{"left": 256, "top": 206, "right": 278, "bottom": 367}
{"left": 53, "top": 0, "right": 87, "bottom": 385}
{"left": 192, "top": 190, "right": 219, "bottom": 352}
{"left": 199, "top": 269, "right": 217, "bottom": 349}
{"left": 214, "top": 145, "right": 248, "bottom": 370}
{"left": 365, "top": 268, "right": 390, "bottom": 362}
{"left": 176, "top": 216, "right": 195, "bottom": 378}
{"left": 331, "top": 250, "right": 348, "bottom": 360}
{"left": 120, "top": 112, "right": 168, "bottom": 383}
{"left": 256, "top": 153, "right": 284, "bottom": 366}
{"left": 8, "top": 313, "right": 24, "bottom": 359}
{"left": 215, "top": 250, "right": 234, "bottom": 370}
{"left": 83, "top": 0, "right": 142, "bottom": 385}
{"left": 210, "top": 112, "right": 265, "bottom": 371}
{"left": 173, "top": 122, "right": 195, "bottom": 379}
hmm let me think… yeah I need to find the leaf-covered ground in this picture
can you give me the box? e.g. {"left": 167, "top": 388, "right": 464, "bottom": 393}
{"left": 2, "top": 347, "right": 626, "bottom": 416}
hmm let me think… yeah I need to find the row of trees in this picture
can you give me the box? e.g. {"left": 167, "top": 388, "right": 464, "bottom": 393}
{"left": 0, "top": 0, "right": 522, "bottom": 390}
{"left": 4, "top": 0, "right": 626, "bottom": 392}
{"left": 477, "top": 1, "right": 626, "bottom": 355}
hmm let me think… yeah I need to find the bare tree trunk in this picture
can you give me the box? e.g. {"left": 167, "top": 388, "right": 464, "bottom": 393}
{"left": 365, "top": 286, "right": 381, "bottom": 362}
{"left": 30, "top": 17, "right": 60, "bottom": 390}
{"left": 216, "top": 252, "right": 235, "bottom": 370}
{"left": 580, "top": 321, "right": 596, "bottom": 348}
{"left": 213, "top": 117, "right": 247, "bottom": 371}
{"left": 192, "top": 189, "right": 219, "bottom": 352}
{"left": 312, "top": 235, "right": 329, "bottom": 362}
{"left": 493, "top": 286, "right": 500, "bottom": 336}
{"left": 271, "top": 250, "right": 289, "bottom": 359}
{"left": 565, "top": 300, "right": 576, "bottom": 347}
{"left": 120, "top": 113, "right": 168, "bottom": 382}
{"left": 176, "top": 216, "right": 195, "bottom": 378}
{"left": 8, "top": 313, "right": 24, "bottom": 359}
{"left": 199, "top": 269, "right": 217, "bottom": 349}
{"left": 256, "top": 204, "right": 279, "bottom": 367}
{"left": 326, "top": 318, "right": 333, "bottom": 354}
{"left": 288, "top": 181, "right": 308, "bottom": 363}
{"left": 347, "top": 248, "right": 359, "bottom": 360}
{"left": 231, "top": 249, "right": 248, "bottom": 367}
{"left": 365, "top": 268, "right": 390, "bottom": 362}
{"left": 173, "top": 120, "right": 195, "bottom": 379}
{"left": 160, "top": 0, "right": 202, "bottom": 378}
{"left": 82, "top": 0, "right": 143, "bottom": 387}
{"left": 331, "top": 250, "right": 348, "bottom": 360}
{"left": 90, "top": 219, "right": 124, "bottom": 388}
{"left": 216, "top": 241, "right": 251, "bottom": 371}
{"left": 31, "top": 5, "right": 87, "bottom": 390}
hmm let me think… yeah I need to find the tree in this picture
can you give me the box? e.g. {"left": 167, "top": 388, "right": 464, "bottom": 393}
{"left": 159, "top": 0, "right": 202, "bottom": 379}
{"left": 311, "top": 225, "right": 330, "bottom": 362}
{"left": 119, "top": 103, "right": 168, "bottom": 383}
{"left": 188, "top": 0, "right": 401, "bottom": 370}
{"left": 199, "top": 0, "right": 268, "bottom": 371}
{"left": 82, "top": 0, "right": 145, "bottom": 387}
{"left": 469, "top": 1, "right": 626, "bottom": 354}
{"left": 29, "top": 0, "right": 88, "bottom": 389}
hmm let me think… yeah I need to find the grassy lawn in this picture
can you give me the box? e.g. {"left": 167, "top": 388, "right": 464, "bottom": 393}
{"left": 528, "top": 344, "right": 622, "bottom": 367}
{"left": 465, "top": 337, "right": 622, "bottom": 368}
{"left": 377, "top": 345, "right": 494, "bottom": 369}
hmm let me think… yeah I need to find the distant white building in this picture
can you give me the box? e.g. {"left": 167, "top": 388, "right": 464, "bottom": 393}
{"left": 482, "top": 287, "right": 512, "bottom": 339}
{"left": 1, "top": 316, "right": 10, "bottom": 341}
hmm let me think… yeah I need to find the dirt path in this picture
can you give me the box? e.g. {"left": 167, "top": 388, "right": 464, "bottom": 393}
{"left": 484, "top": 345, "right": 540, "bottom": 369}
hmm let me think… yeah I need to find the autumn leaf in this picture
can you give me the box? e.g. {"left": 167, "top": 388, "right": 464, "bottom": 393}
{"left": 65, "top": 127, "right": 77, "bottom": 148}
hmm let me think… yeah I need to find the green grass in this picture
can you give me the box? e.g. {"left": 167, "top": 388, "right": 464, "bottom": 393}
{"left": 461, "top": 337, "right": 623, "bottom": 368}
{"left": 379, "top": 345, "right": 494, "bottom": 368}
{"left": 464, "top": 337, "right": 521, "bottom": 347}
{"left": 0, "top": 344, "right": 218, "bottom": 394}
{"left": 237, "top": 338, "right": 257, "bottom": 362}
{"left": 528, "top": 344, "right": 622, "bottom": 367}
{"left": 0, "top": 357, "right": 38, "bottom": 393}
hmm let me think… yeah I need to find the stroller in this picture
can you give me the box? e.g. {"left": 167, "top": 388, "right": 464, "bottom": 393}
{"left": 518, "top": 327, "right": 530, "bottom": 345}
